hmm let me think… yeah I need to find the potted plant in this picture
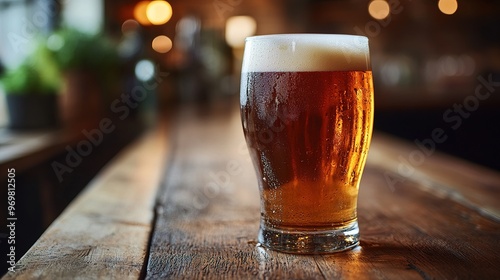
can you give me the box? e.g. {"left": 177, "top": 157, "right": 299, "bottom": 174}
{"left": 0, "top": 46, "right": 61, "bottom": 129}
{"left": 46, "top": 28, "right": 120, "bottom": 128}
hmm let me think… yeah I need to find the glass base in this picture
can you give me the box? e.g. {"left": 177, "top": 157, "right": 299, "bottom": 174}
{"left": 258, "top": 221, "right": 359, "bottom": 254}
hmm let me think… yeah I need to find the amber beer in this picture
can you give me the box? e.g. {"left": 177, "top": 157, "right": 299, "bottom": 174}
{"left": 240, "top": 34, "right": 373, "bottom": 253}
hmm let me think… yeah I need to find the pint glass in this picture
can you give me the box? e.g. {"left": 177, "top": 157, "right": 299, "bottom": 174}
{"left": 240, "top": 34, "right": 373, "bottom": 253}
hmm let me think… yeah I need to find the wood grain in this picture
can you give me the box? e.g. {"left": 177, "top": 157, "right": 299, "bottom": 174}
{"left": 5, "top": 102, "right": 499, "bottom": 279}
{"left": 368, "top": 133, "right": 500, "bottom": 221}
{"left": 2, "top": 123, "right": 170, "bottom": 279}
{"left": 146, "top": 103, "right": 500, "bottom": 279}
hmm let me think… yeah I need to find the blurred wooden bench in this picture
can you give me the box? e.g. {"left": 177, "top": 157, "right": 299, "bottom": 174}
{"left": 2, "top": 121, "right": 169, "bottom": 279}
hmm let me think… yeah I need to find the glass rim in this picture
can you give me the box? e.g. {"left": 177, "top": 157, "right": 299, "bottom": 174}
{"left": 245, "top": 33, "right": 369, "bottom": 42}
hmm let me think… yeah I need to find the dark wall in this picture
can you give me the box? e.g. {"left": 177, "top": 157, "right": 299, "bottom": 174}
{"left": 375, "top": 106, "right": 500, "bottom": 171}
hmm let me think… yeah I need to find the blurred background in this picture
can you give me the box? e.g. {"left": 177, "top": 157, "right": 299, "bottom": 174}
{"left": 0, "top": 0, "right": 499, "bottom": 273}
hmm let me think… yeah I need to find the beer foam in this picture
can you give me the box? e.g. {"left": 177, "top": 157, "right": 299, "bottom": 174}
{"left": 242, "top": 34, "right": 370, "bottom": 72}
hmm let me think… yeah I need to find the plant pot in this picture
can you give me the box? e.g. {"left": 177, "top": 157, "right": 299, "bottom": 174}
{"left": 6, "top": 94, "right": 59, "bottom": 129}
{"left": 59, "top": 70, "right": 104, "bottom": 129}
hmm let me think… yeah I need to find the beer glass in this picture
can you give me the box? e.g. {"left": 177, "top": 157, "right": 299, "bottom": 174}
{"left": 240, "top": 34, "right": 373, "bottom": 253}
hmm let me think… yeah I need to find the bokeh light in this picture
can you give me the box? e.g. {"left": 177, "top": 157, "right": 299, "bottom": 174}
{"left": 135, "top": 60, "right": 155, "bottom": 82}
{"left": 368, "top": 0, "right": 390, "bottom": 20}
{"left": 175, "top": 16, "right": 200, "bottom": 50}
{"left": 152, "top": 35, "right": 173, "bottom": 53}
{"left": 438, "top": 0, "right": 458, "bottom": 15}
{"left": 121, "top": 19, "right": 140, "bottom": 34}
{"left": 46, "top": 34, "right": 64, "bottom": 51}
{"left": 146, "top": 1, "right": 173, "bottom": 25}
{"left": 133, "top": 1, "right": 151, "bottom": 25}
{"left": 225, "top": 16, "right": 257, "bottom": 48}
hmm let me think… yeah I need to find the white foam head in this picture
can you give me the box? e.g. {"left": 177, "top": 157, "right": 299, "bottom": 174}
{"left": 242, "top": 34, "right": 370, "bottom": 72}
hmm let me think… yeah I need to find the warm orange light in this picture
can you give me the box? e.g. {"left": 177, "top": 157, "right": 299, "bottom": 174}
{"left": 134, "top": 1, "right": 151, "bottom": 26}
{"left": 225, "top": 16, "right": 257, "bottom": 48}
{"left": 438, "top": 0, "right": 458, "bottom": 15}
{"left": 152, "top": 35, "right": 173, "bottom": 53}
{"left": 368, "top": 0, "right": 390, "bottom": 20}
{"left": 146, "top": 1, "right": 173, "bottom": 25}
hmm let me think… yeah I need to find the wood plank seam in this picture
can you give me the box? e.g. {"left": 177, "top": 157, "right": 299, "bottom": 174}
{"left": 141, "top": 121, "right": 178, "bottom": 280}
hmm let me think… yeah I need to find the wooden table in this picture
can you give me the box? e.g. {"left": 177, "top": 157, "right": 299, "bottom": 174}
{"left": 4, "top": 102, "right": 500, "bottom": 279}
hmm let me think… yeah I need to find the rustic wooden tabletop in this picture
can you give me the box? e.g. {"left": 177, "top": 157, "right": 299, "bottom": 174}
{"left": 4, "top": 102, "right": 500, "bottom": 279}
